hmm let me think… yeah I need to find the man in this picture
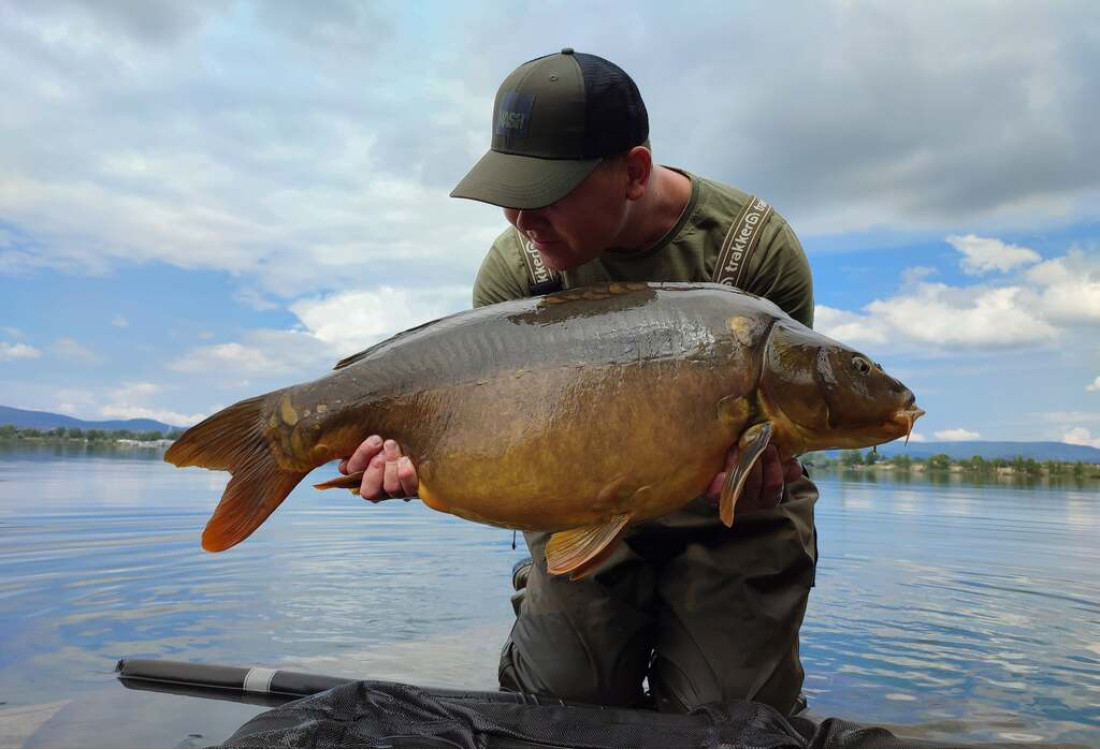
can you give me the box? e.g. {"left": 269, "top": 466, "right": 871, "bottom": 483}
{"left": 340, "top": 49, "right": 818, "bottom": 715}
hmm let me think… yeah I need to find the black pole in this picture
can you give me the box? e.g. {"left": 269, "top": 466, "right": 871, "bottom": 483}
{"left": 115, "top": 658, "right": 566, "bottom": 707}
{"left": 115, "top": 658, "right": 353, "bottom": 706}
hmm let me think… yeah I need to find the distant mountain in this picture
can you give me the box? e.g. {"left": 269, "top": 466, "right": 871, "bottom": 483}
{"left": 823, "top": 440, "right": 1100, "bottom": 463}
{"left": 0, "top": 405, "right": 183, "bottom": 433}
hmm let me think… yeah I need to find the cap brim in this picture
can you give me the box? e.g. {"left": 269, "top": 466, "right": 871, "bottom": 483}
{"left": 450, "top": 150, "right": 602, "bottom": 210}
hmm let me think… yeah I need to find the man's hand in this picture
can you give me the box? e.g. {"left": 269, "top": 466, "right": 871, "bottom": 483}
{"left": 705, "top": 444, "right": 802, "bottom": 515}
{"left": 339, "top": 435, "right": 419, "bottom": 501}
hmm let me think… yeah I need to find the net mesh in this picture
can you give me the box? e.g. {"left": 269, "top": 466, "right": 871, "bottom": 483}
{"left": 219, "top": 679, "right": 920, "bottom": 748}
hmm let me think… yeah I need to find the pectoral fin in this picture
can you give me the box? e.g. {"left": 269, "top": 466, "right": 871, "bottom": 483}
{"left": 314, "top": 471, "right": 365, "bottom": 494}
{"left": 545, "top": 513, "right": 633, "bottom": 580}
{"left": 719, "top": 422, "right": 774, "bottom": 527}
{"left": 716, "top": 395, "right": 752, "bottom": 426}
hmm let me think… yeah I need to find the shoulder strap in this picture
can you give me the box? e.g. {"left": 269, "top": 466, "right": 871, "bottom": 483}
{"left": 712, "top": 195, "right": 774, "bottom": 288}
{"left": 515, "top": 228, "right": 563, "bottom": 296}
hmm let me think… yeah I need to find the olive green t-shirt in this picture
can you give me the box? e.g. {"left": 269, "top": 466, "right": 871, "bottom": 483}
{"left": 471, "top": 170, "right": 814, "bottom": 328}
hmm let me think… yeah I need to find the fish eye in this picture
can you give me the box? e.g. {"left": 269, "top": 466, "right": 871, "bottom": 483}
{"left": 853, "top": 356, "right": 872, "bottom": 374}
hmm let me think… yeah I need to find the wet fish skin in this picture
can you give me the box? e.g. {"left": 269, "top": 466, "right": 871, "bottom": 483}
{"left": 166, "top": 282, "right": 922, "bottom": 577}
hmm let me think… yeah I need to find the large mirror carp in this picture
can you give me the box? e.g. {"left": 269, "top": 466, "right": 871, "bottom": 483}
{"left": 166, "top": 282, "right": 923, "bottom": 578}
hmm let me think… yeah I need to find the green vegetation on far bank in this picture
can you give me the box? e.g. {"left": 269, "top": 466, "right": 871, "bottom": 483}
{"left": 4, "top": 425, "right": 1100, "bottom": 485}
{"left": 0, "top": 424, "right": 182, "bottom": 443}
{"left": 805, "top": 449, "right": 1100, "bottom": 481}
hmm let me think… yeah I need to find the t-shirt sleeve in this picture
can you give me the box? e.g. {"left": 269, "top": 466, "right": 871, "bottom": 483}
{"left": 472, "top": 229, "right": 531, "bottom": 308}
{"left": 743, "top": 215, "right": 815, "bottom": 328}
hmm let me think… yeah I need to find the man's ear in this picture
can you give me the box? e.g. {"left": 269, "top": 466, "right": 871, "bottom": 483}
{"left": 624, "top": 146, "right": 652, "bottom": 201}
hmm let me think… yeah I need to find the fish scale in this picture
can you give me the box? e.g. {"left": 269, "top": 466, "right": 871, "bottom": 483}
{"left": 166, "top": 282, "right": 922, "bottom": 578}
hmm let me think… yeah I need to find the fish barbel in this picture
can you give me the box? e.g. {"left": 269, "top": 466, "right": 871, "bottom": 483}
{"left": 166, "top": 282, "right": 923, "bottom": 578}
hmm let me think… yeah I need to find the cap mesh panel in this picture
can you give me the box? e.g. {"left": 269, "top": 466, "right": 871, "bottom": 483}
{"left": 574, "top": 53, "right": 649, "bottom": 158}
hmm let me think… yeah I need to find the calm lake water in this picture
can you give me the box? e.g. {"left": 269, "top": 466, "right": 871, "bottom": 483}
{"left": 0, "top": 443, "right": 1097, "bottom": 747}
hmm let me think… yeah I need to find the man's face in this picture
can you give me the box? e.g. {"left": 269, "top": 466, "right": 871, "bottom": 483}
{"left": 503, "top": 160, "right": 631, "bottom": 272}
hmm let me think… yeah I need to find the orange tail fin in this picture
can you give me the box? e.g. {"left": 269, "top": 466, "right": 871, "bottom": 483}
{"left": 165, "top": 395, "right": 307, "bottom": 552}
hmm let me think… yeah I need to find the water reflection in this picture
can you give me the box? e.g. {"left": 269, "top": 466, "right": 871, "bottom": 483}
{"left": 804, "top": 474, "right": 1100, "bottom": 746}
{"left": 826, "top": 464, "right": 1100, "bottom": 492}
{"left": 0, "top": 447, "right": 1098, "bottom": 746}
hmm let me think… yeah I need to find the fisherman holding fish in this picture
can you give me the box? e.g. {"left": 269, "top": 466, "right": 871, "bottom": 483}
{"left": 170, "top": 48, "right": 919, "bottom": 717}
{"left": 342, "top": 51, "right": 819, "bottom": 715}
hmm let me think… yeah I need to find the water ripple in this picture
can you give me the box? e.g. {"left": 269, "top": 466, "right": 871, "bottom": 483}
{"left": 1, "top": 451, "right": 1098, "bottom": 746}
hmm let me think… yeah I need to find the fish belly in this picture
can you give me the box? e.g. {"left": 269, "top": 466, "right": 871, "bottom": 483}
{"left": 411, "top": 359, "right": 744, "bottom": 532}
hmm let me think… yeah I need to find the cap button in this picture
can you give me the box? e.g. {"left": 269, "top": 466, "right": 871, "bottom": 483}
{"left": 561, "top": 47, "right": 574, "bottom": 55}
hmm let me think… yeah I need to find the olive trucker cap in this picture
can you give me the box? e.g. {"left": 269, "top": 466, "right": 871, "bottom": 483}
{"left": 450, "top": 48, "right": 649, "bottom": 209}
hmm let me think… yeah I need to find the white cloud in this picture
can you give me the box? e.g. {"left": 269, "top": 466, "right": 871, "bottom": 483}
{"left": 99, "top": 404, "right": 205, "bottom": 427}
{"left": 1024, "top": 250, "right": 1100, "bottom": 325}
{"left": 901, "top": 267, "right": 937, "bottom": 284}
{"left": 98, "top": 381, "right": 205, "bottom": 426}
{"left": 4, "top": 379, "right": 202, "bottom": 425}
{"left": 53, "top": 388, "right": 97, "bottom": 417}
{"left": 814, "top": 305, "right": 888, "bottom": 346}
{"left": 0, "top": 342, "right": 41, "bottom": 361}
{"left": 946, "top": 234, "right": 1041, "bottom": 275}
{"left": 935, "top": 428, "right": 981, "bottom": 441}
{"left": 1088, "top": 377, "right": 1100, "bottom": 392}
{"left": 1, "top": 327, "right": 23, "bottom": 337}
{"left": 169, "top": 329, "right": 336, "bottom": 378}
{"left": 1062, "top": 427, "right": 1100, "bottom": 449}
{"left": 622, "top": 2, "right": 1100, "bottom": 235}
{"left": 2, "top": 0, "right": 1098, "bottom": 294}
{"left": 233, "top": 288, "right": 280, "bottom": 312}
{"left": 52, "top": 337, "right": 103, "bottom": 363}
{"left": 820, "top": 242, "right": 1099, "bottom": 354}
{"left": 0, "top": 2, "right": 500, "bottom": 297}
{"left": 887, "top": 430, "right": 927, "bottom": 444}
{"left": 111, "top": 314, "right": 129, "bottom": 327}
{"left": 866, "top": 283, "right": 1057, "bottom": 349}
{"left": 1034, "top": 411, "right": 1100, "bottom": 425}
{"left": 110, "top": 382, "right": 161, "bottom": 402}
{"left": 290, "top": 285, "right": 471, "bottom": 355}
{"left": 166, "top": 284, "right": 472, "bottom": 393}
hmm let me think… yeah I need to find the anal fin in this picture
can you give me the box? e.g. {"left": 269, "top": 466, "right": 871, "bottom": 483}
{"left": 545, "top": 513, "right": 632, "bottom": 580}
{"left": 719, "top": 421, "right": 774, "bottom": 528}
{"left": 314, "top": 470, "right": 364, "bottom": 494}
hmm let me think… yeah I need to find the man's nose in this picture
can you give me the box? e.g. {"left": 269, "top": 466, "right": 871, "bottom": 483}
{"left": 514, "top": 209, "right": 548, "bottom": 233}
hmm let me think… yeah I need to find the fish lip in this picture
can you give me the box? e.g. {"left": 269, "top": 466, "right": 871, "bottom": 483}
{"left": 892, "top": 406, "right": 925, "bottom": 445}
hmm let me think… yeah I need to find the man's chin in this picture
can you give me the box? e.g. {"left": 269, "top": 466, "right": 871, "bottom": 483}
{"left": 534, "top": 244, "right": 569, "bottom": 271}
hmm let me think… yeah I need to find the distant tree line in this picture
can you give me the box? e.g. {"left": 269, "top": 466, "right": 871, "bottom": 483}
{"left": 805, "top": 449, "right": 1099, "bottom": 480}
{"left": 0, "top": 424, "right": 183, "bottom": 442}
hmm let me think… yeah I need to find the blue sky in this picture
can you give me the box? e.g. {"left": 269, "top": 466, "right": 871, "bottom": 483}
{"left": 1, "top": 1, "right": 1098, "bottom": 446}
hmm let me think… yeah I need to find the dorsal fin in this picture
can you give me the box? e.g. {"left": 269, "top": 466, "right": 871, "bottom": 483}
{"left": 332, "top": 317, "right": 449, "bottom": 370}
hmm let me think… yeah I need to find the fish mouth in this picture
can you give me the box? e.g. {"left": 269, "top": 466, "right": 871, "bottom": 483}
{"left": 892, "top": 406, "right": 925, "bottom": 445}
